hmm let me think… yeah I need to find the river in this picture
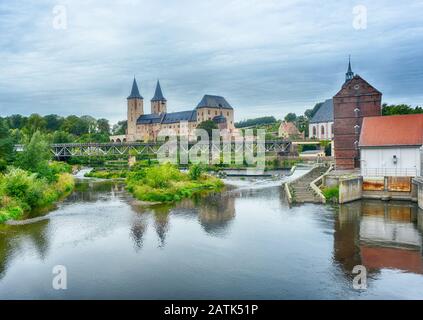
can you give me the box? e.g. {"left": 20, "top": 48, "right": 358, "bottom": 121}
{"left": 1, "top": 170, "right": 423, "bottom": 299}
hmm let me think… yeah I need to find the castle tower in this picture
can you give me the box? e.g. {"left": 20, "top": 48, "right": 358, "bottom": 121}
{"left": 151, "top": 80, "right": 167, "bottom": 114}
{"left": 127, "top": 78, "right": 144, "bottom": 141}
{"left": 333, "top": 59, "right": 382, "bottom": 170}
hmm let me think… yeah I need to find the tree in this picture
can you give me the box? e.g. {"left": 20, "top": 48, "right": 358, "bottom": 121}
{"left": 197, "top": 120, "right": 218, "bottom": 138}
{"left": 44, "top": 114, "right": 63, "bottom": 132}
{"left": 25, "top": 113, "right": 47, "bottom": 137}
{"left": 382, "top": 103, "right": 423, "bottom": 115}
{"left": 0, "top": 119, "right": 14, "bottom": 170}
{"left": 284, "top": 113, "right": 297, "bottom": 123}
{"left": 112, "top": 120, "right": 127, "bottom": 135}
{"left": 97, "top": 118, "right": 110, "bottom": 135}
{"left": 296, "top": 115, "right": 309, "bottom": 136}
{"left": 61, "top": 115, "right": 89, "bottom": 135}
{"left": 235, "top": 116, "right": 277, "bottom": 128}
{"left": 7, "top": 114, "right": 27, "bottom": 129}
{"left": 17, "top": 131, "right": 51, "bottom": 172}
{"left": 52, "top": 130, "right": 74, "bottom": 143}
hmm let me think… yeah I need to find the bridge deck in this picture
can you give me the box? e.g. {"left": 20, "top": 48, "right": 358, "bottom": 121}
{"left": 16, "top": 140, "right": 292, "bottom": 158}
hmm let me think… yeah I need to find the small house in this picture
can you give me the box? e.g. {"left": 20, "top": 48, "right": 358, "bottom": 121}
{"left": 278, "top": 121, "right": 304, "bottom": 139}
{"left": 359, "top": 114, "right": 423, "bottom": 178}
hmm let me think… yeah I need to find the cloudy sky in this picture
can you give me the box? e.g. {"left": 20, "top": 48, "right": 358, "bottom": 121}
{"left": 0, "top": 0, "right": 422, "bottom": 124}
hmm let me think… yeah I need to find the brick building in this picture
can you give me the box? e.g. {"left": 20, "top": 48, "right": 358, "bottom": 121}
{"left": 333, "top": 59, "right": 382, "bottom": 169}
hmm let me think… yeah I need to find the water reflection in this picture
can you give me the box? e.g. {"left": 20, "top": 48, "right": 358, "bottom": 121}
{"left": 1, "top": 178, "right": 423, "bottom": 299}
{"left": 129, "top": 191, "right": 236, "bottom": 248}
{"left": 335, "top": 200, "right": 423, "bottom": 277}
{"left": 0, "top": 220, "right": 50, "bottom": 280}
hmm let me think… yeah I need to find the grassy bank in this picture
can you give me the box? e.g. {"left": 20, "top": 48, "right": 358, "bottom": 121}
{"left": 84, "top": 169, "right": 127, "bottom": 179}
{"left": 0, "top": 165, "right": 75, "bottom": 223}
{"left": 126, "top": 163, "right": 224, "bottom": 203}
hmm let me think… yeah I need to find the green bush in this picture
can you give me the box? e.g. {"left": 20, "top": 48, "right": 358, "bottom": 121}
{"left": 0, "top": 159, "right": 7, "bottom": 172}
{"left": 322, "top": 186, "right": 339, "bottom": 203}
{"left": 188, "top": 164, "right": 204, "bottom": 180}
{"left": 126, "top": 163, "right": 223, "bottom": 203}
{"left": 143, "top": 163, "right": 184, "bottom": 188}
{"left": 0, "top": 168, "right": 75, "bottom": 223}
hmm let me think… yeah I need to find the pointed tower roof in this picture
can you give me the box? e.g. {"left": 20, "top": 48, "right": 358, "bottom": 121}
{"left": 345, "top": 55, "right": 354, "bottom": 83}
{"left": 127, "top": 77, "right": 143, "bottom": 99}
{"left": 151, "top": 80, "right": 166, "bottom": 101}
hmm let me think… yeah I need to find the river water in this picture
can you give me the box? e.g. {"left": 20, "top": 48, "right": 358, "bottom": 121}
{"left": 1, "top": 170, "right": 423, "bottom": 299}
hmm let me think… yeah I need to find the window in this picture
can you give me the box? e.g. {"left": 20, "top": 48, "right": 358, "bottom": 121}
{"left": 312, "top": 126, "right": 317, "bottom": 137}
{"left": 331, "top": 124, "right": 334, "bottom": 136}
{"left": 321, "top": 125, "right": 325, "bottom": 135}
{"left": 354, "top": 107, "right": 360, "bottom": 117}
{"left": 354, "top": 125, "right": 360, "bottom": 134}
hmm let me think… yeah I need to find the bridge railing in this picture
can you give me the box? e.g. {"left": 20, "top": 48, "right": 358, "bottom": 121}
{"left": 39, "top": 139, "right": 292, "bottom": 158}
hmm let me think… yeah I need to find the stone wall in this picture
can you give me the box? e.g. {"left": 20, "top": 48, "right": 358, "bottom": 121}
{"left": 339, "top": 177, "right": 362, "bottom": 203}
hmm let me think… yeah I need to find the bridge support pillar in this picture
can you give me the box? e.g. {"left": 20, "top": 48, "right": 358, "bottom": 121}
{"left": 128, "top": 155, "right": 136, "bottom": 167}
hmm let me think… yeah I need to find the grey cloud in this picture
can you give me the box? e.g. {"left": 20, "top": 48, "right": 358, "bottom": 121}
{"left": 0, "top": 0, "right": 422, "bottom": 124}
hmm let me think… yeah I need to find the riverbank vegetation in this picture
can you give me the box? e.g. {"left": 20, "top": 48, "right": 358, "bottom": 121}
{"left": 126, "top": 163, "right": 224, "bottom": 203}
{"left": 0, "top": 168, "right": 74, "bottom": 223}
{"left": 322, "top": 186, "right": 339, "bottom": 203}
{"left": 84, "top": 169, "right": 127, "bottom": 179}
{"left": 0, "top": 125, "right": 75, "bottom": 223}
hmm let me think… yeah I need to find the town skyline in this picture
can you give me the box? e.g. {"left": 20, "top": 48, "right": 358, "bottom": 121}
{"left": 1, "top": 1, "right": 422, "bottom": 124}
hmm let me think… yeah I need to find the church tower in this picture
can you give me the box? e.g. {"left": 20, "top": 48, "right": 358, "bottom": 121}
{"left": 127, "top": 78, "right": 144, "bottom": 141}
{"left": 151, "top": 80, "right": 167, "bottom": 114}
{"left": 333, "top": 59, "right": 382, "bottom": 169}
{"left": 345, "top": 55, "right": 354, "bottom": 83}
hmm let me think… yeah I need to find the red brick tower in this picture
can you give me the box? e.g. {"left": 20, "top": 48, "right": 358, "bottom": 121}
{"left": 333, "top": 59, "right": 382, "bottom": 170}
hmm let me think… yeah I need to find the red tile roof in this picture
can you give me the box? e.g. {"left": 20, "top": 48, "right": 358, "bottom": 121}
{"left": 360, "top": 114, "right": 423, "bottom": 147}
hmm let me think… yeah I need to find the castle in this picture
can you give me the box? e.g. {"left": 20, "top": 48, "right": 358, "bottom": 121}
{"left": 110, "top": 79, "right": 236, "bottom": 142}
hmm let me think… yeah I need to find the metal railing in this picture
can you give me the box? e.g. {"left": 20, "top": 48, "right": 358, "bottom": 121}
{"left": 361, "top": 167, "right": 417, "bottom": 177}
{"left": 16, "top": 140, "right": 292, "bottom": 158}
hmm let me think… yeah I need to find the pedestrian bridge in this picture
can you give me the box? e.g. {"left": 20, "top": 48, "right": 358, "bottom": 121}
{"left": 15, "top": 140, "right": 292, "bottom": 158}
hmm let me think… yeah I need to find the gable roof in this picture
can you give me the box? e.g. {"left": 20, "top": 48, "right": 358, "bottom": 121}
{"left": 359, "top": 114, "right": 423, "bottom": 147}
{"left": 127, "top": 78, "right": 143, "bottom": 99}
{"left": 136, "top": 113, "right": 163, "bottom": 124}
{"left": 137, "top": 110, "right": 197, "bottom": 125}
{"left": 334, "top": 74, "right": 382, "bottom": 97}
{"left": 196, "top": 95, "right": 233, "bottom": 109}
{"left": 279, "top": 121, "right": 301, "bottom": 135}
{"left": 162, "top": 110, "right": 197, "bottom": 124}
{"left": 310, "top": 99, "right": 333, "bottom": 123}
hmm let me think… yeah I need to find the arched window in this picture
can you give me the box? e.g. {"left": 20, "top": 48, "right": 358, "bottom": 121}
{"left": 312, "top": 126, "right": 317, "bottom": 137}
{"left": 321, "top": 125, "right": 325, "bottom": 136}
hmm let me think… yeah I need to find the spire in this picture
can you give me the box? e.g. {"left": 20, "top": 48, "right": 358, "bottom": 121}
{"left": 345, "top": 55, "right": 354, "bottom": 82}
{"left": 127, "top": 77, "right": 143, "bottom": 99}
{"left": 151, "top": 80, "right": 166, "bottom": 101}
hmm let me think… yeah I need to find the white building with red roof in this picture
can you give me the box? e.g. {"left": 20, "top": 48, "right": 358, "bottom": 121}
{"left": 359, "top": 114, "right": 423, "bottom": 177}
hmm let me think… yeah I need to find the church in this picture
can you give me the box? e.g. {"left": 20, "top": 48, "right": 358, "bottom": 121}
{"left": 110, "top": 79, "right": 236, "bottom": 142}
